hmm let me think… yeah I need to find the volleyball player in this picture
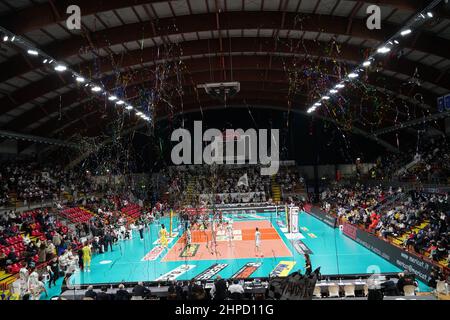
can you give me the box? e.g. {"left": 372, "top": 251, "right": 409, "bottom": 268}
{"left": 226, "top": 221, "right": 234, "bottom": 246}
{"left": 255, "top": 227, "right": 262, "bottom": 257}
{"left": 186, "top": 227, "right": 192, "bottom": 249}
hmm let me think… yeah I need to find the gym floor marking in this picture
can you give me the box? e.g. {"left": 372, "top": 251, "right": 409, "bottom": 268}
{"left": 161, "top": 220, "right": 292, "bottom": 262}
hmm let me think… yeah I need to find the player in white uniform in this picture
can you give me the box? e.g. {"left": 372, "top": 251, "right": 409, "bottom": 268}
{"left": 255, "top": 227, "right": 262, "bottom": 257}
{"left": 186, "top": 227, "right": 192, "bottom": 249}
{"left": 226, "top": 221, "right": 234, "bottom": 246}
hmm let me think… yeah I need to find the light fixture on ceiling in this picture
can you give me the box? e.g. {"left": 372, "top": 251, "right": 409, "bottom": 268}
{"left": 377, "top": 46, "right": 391, "bottom": 54}
{"left": 75, "top": 76, "right": 85, "bottom": 83}
{"left": 116, "top": 100, "right": 125, "bottom": 105}
{"left": 335, "top": 83, "right": 345, "bottom": 89}
{"left": 27, "top": 49, "right": 39, "bottom": 56}
{"left": 363, "top": 60, "right": 371, "bottom": 67}
{"left": 348, "top": 72, "right": 359, "bottom": 79}
{"left": 400, "top": 29, "right": 412, "bottom": 36}
{"left": 54, "top": 65, "right": 67, "bottom": 72}
{"left": 322, "top": 96, "right": 330, "bottom": 100}
{"left": 329, "top": 89, "right": 338, "bottom": 94}
{"left": 125, "top": 105, "right": 133, "bottom": 110}
{"left": 108, "top": 96, "right": 117, "bottom": 101}
{"left": 427, "top": 12, "right": 433, "bottom": 18}
{"left": 91, "top": 86, "right": 102, "bottom": 92}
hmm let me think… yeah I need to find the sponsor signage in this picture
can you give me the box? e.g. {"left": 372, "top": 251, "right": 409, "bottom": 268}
{"left": 232, "top": 262, "right": 262, "bottom": 279}
{"left": 194, "top": 263, "right": 228, "bottom": 281}
{"left": 180, "top": 244, "right": 200, "bottom": 258}
{"left": 343, "top": 223, "right": 358, "bottom": 240}
{"left": 142, "top": 246, "right": 164, "bottom": 261}
{"left": 270, "top": 261, "right": 296, "bottom": 277}
{"left": 289, "top": 206, "right": 299, "bottom": 233}
{"left": 217, "top": 205, "right": 279, "bottom": 215}
{"left": 155, "top": 264, "right": 196, "bottom": 281}
{"left": 305, "top": 206, "right": 337, "bottom": 228}
{"left": 342, "top": 223, "right": 435, "bottom": 284}
{"left": 293, "top": 240, "right": 313, "bottom": 255}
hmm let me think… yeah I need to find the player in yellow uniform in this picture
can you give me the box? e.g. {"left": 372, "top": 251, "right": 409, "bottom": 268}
{"left": 82, "top": 242, "right": 92, "bottom": 272}
{"left": 159, "top": 224, "right": 169, "bottom": 249}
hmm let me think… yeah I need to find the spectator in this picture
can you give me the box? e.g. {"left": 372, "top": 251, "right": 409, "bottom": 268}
{"left": 96, "top": 286, "right": 111, "bottom": 301}
{"left": 115, "top": 284, "right": 131, "bottom": 300}
{"left": 132, "top": 282, "right": 150, "bottom": 299}
{"left": 84, "top": 286, "right": 97, "bottom": 300}
{"left": 228, "top": 280, "right": 245, "bottom": 299}
{"left": 210, "top": 275, "right": 228, "bottom": 300}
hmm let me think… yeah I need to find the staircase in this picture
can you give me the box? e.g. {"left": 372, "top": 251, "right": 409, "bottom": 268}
{"left": 391, "top": 220, "right": 430, "bottom": 246}
{"left": 271, "top": 176, "right": 281, "bottom": 204}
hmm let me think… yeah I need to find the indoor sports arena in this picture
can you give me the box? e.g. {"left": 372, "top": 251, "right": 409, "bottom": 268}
{"left": 0, "top": 0, "right": 449, "bottom": 305}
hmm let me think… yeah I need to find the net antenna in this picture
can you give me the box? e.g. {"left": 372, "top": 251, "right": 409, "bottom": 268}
{"left": 197, "top": 82, "right": 240, "bottom": 104}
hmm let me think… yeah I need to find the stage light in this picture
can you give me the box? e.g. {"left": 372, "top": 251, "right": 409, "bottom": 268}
{"left": 401, "top": 29, "right": 412, "bottom": 36}
{"left": 43, "top": 59, "right": 48, "bottom": 64}
{"left": 54, "top": 65, "right": 67, "bottom": 72}
{"left": 348, "top": 72, "right": 359, "bottom": 79}
{"left": 108, "top": 96, "right": 117, "bottom": 101}
{"left": 363, "top": 60, "right": 371, "bottom": 67}
{"left": 394, "top": 40, "right": 399, "bottom": 44}
{"left": 3, "top": 36, "right": 8, "bottom": 42}
{"left": 91, "top": 86, "right": 102, "bottom": 92}
{"left": 427, "top": 12, "right": 433, "bottom": 18}
{"left": 116, "top": 100, "right": 125, "bottom": 105}
{"left": 136, "top": 112, "right": 143, "bottom": 116}
{"left": 314, "top": 102, "right": 321, "bottom": 106}
{"left": 377, "top": 46, "right": 391, "bottom": 54}
{"left": 335, "top": 84, "right": 345, "bottom": 89}
{"left": 125, "top": 105, "right": 133, "bottom": 110}
{"left": 322, "top": 96, "right": 330, "bottom": 100}
{"left": 27, "top": 49, "right": 39, "bottom": 56}
{"left": 75, "top": 76, "right": 85, "bottom": 83}
{"left": 11, "top": 36, "right": 15, "bottom": 42}
{"left": 329, "top": 89, "right": 338, "bottom": 94}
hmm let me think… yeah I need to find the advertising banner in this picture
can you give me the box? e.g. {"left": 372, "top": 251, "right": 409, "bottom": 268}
{"left": 270, "top": 261, "right": 296, "bottom": 277}
{"left": 232, "top": 262, "right": 262, "bottom": 279}
{"left": 155, "top": 265, "right": 196, "bottom": 281}
{"left": 304, "top": 206, "right": 337, "bottom": 228}
{"left": 342, "top": 223, "right": 435, "bottom": 284}
{"left": 194, "top": 263, "right": 228, "bottom": 281}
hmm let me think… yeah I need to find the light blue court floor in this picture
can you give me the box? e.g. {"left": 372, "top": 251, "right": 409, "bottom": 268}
{"left": 44, "top": 211, "right": 430, "bottom": 298}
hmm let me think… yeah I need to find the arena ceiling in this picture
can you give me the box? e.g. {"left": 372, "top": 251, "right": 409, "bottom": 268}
{"left": 0, "top": 0, "right": 449, "bottom": 153}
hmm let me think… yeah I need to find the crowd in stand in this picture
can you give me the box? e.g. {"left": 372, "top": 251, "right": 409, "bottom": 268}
{"left": 0, "top": 160, "right": 94, "bottom": 208}
{"left": 321, "top": 183, "right": 449, "bottom": 267}
{"left": 165, "top": 166, "right": 272, "bottom": 204}
{"left": 0, "top": 192, "right": 157, "bottom": 300}
{"left": 276, "top": 168, "right": 303, "bottom": 194}
{"left": 370, "top": 135, "right": 450, "bottom": 184}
